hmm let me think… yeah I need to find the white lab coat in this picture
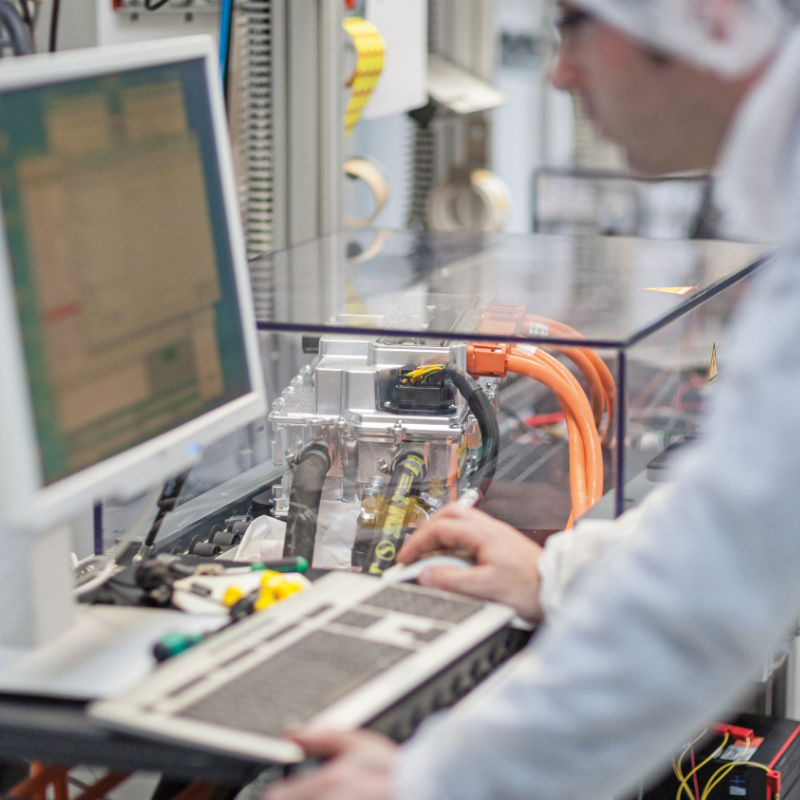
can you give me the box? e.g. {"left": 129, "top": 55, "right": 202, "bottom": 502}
{"left": 394, "top": 30, "right": 800, "bottom": 800}
{"left": 537, "top": 485, "right": 672, "bottom": 620}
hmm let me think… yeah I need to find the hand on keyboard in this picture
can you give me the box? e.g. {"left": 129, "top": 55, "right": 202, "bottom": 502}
{"left": 264, "top": 729, "right": 397, "bottom": 800}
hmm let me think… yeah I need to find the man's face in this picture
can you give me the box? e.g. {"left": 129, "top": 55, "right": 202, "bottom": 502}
{"left": 550, "top": 2, "right": 757, "bottom": 175}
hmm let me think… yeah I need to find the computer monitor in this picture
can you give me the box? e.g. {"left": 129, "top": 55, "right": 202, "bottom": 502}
{"left": 0, "top": 37, "right": 266, "bottom": 654}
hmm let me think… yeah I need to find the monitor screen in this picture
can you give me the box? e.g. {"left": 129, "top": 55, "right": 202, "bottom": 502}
{"left": 0, "top": 58, "right": 252, "bottom": 486}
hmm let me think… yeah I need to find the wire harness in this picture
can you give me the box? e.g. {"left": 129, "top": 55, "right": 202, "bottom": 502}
{"left": 405, "top": 362, "right": 500, "bottom": 493}
{"left": 673, "top": 727, "right": 782, "bottom": 800}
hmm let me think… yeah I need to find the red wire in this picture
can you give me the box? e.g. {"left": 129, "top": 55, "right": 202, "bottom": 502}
{"left": 690, "top": 747, "right": 701, "bottom": 800}
{"left": 524, "top": 412, "right": 567, "bottom": 428}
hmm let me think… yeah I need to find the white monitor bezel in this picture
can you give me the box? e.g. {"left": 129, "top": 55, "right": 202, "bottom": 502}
{"left": 0, "top": 36, "right": 267, "bottom": 531}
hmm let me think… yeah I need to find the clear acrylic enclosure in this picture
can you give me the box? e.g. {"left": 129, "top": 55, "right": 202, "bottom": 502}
{"left": 248, "top": 229, "right": 766, "bottom": 568}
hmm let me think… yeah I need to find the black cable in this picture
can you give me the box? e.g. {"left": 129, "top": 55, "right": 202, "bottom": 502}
{"left": 144, "top": 0, "right": 171, "bottom": 11}
{"left": 142, "top": 470, "right": 191, "bottom": 549}
{"left": 47, "top": 0, "right": 58, "bottom": 51}
{"left": 95, "top": 578, "right": 141, "bottom": 606}
{"left": 0, "top": 0, "right": 32, "bottom": 54}
{"left": 443, "top": 363, "right": 500, "bottom": 492}
{"left": 283, "top": 443, "right": 331, "bottom": 564}
{"left": 129, "top": 470, "right": 192, "bottom": 566}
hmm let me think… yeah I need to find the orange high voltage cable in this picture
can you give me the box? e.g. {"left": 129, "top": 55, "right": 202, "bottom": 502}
{"left": 529, "top": 319, "right": 614, "bottom": 425}
{"left": 556, "top": 346, "right": 605, "bottom": 427}
{"left": 528, "top": 315, "right": 617, "bottom": 445}
{"left": 469, "top": 343, "right": 603, "bottom": 523}
{"left": 562, "top": 404, "right": 589, "bottom": 517}
{"left": 528, "top": 348, "right": 603, "bottom": 505}
{"left": 509, "top": 350, "right": 603, "bottom": 514}
{"left": 7, "top": 769, "right": 128, "bottom": 800}
{"left": 475, "top": 305, "right": 616, "bottom": 446}
{"left": 8, "top": 766, "right": 64, "bottom": 800}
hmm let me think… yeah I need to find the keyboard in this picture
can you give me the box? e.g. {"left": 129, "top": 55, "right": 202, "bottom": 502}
{"left": 90, "top": 572, "right": 515, "bottom": 763}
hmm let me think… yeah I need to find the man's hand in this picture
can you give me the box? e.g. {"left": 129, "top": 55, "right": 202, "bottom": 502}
{"left": 397, "top": 504, "right": 545, "bottom": 622}
{"left": 263, "top": 730, "right": 397, "bottom": 800}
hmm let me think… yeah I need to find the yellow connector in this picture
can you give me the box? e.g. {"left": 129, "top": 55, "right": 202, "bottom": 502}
{"left": 261, "top": 572, "right": 304, "bottom": 600}
{"left": 222, "top": 586, "right": 245, "bottom": 608}
{"left": 254, "top": 587, "right": 276, "bottom": 611}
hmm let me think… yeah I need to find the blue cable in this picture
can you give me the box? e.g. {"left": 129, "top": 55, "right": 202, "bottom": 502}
{"left": 218, "top": 0, "right": 233, "bottom": 88}
{"left": 93, "top": 502, "right": 104, "bottom": 555}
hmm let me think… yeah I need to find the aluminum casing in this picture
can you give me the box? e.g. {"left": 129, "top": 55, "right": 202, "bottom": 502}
{"left": 269, "top": 336, "right": 476, "bottom": 502}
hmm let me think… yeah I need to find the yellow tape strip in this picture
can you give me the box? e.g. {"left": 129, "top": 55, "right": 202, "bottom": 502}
{"left": 343, "top": 17, "right": 385, "bottom": 137}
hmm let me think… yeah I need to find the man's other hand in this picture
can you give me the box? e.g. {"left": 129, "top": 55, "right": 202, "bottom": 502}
{"left": 397, "top": 504, "right": 545, "bottom": 622}
{"left": 263, "top": 730, "right": 397, "bottom": 800}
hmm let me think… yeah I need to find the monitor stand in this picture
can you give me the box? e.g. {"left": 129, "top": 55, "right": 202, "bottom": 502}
{"left": 0, "top": 524, "right": 226, "bottom": 699}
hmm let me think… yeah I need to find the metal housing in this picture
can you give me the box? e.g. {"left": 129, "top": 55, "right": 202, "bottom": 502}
{"left": 270, "top": 336, "right": 476, "bottom": 501}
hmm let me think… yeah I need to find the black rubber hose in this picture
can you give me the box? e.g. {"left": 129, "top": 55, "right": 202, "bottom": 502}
{"left": 283, "top": 444, "right": 331, "bottom": 564}
{"left": 0, "top": 0, "right": 33, "bottom": 55}
{"left": 363, "top": 448, "right": 426, "bottom": 576}
{"left": 443, "top": 364, "right": 500, "bottom": 491}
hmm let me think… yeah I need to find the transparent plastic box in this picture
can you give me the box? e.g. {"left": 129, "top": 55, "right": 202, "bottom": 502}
{"left": 249, "top": 229, "right": 767, "bottom": 564}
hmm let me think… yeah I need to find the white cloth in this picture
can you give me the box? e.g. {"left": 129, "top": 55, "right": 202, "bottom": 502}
{"left": 394, "top": 32, "right": 800, "bottom": 800}
{"left": 716, "top": 27, "right": 800, "bottom": 242}
{"left": 537, "top": 485, "right": 673, "bottom": 619}
{"left": 570, "top": 0, "right": 787, "bottom": 76}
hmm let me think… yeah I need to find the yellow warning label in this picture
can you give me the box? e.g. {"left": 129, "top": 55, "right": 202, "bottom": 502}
{"left": 643, "top": 286, "right": 698, "bottom": 296}
{"left": 709, "top": 343, "right": 718, "bottom": 383}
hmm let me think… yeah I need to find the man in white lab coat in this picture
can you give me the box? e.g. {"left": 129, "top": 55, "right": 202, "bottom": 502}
{"left": 265, "top": 1, "right": 800, "bottom": 798}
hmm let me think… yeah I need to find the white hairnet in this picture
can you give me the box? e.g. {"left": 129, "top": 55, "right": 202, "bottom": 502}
{"left": 569, "top": 0, "right": 789, "bottom": 75}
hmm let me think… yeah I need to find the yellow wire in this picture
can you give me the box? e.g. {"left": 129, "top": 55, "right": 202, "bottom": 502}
{"left": 700, "top": 739, "right": 773, "bottom": 800}
{"left": 407, "top": 364, "right": 445, "bottom": 383}
{"left": 677, "top": 733, "right": 728, "bottom": 800}
{"left": 411, "top": 364, "right": 443, "bottom": 376}
{"left": 701, "top": 760, "right": 771, "bottom": 800}
{"left": 741, "top": 738, "right": 751, "bottom": 761}
{"left": 675, "top": 730, "right": 718, "bottom": 800}
{"left": 673, "top": 760, "right": 696, "bottom": 800}
{"left": 702, "top": 763, "right": 735, "bottom": 800}
{"left": 674, "top": 749, "right": 693, "bottom": 799}
{"left": 673, "top": 728, "right": 710, "bottom": 800}
{"left": 674, "top": 728, "right": 709, "bottom": 786}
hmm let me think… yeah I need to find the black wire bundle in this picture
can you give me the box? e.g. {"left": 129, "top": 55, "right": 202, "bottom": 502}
{"left": 442, "top": 363, "right": 500, "bottom": 492}
{"left": 0, "top": 0, "right": 33, "bottom": 54}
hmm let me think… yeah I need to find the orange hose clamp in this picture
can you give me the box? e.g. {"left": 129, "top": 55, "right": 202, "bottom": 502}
{"left": 467, "top": 343, "right": 510, "bottom": 378}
